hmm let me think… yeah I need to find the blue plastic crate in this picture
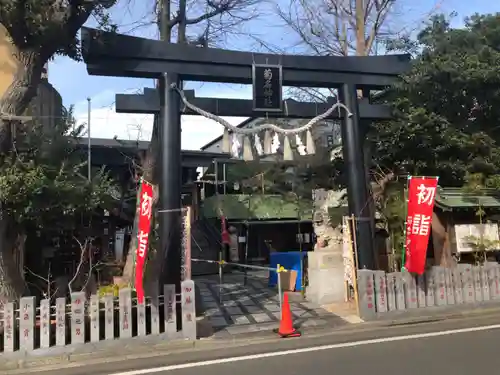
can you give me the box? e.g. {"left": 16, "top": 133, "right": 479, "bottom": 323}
{"left": 268, "top": 251, "right": 307, "bottom": 291}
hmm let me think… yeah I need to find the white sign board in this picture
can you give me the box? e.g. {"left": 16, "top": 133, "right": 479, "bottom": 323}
{"left": 454, "top": 224, "right": 500, "bottom": 253}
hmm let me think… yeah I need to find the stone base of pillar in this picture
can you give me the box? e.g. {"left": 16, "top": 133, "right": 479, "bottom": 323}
{"left": 306, "top": 250, "right": 346, "bottom": 305}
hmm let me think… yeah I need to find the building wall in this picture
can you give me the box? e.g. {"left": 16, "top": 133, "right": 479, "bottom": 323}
{"left": 203, "top": 118, "right": 342, "bottom": 156}
{"left": 201, "top": 117, "right": 342, "bottom": 180}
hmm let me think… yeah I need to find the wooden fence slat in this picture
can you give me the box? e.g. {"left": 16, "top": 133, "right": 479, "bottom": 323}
{"left": 55, "top": 297, "right": 66, "bottom": 346}
{"left": 150, "top": 289, "right": 160, "bottom": 335}
{"left": 137, "top": 300, "right": 147, "bottom": 337}
{"left": 181, "top": 280, "right": 196, "bottom": 340}
{"left": 445, "top": 268, "right": 455, "bottom": 305}
{"left": 164, "top": 284, "right": 177, "bottom": 336}
{"left": 425, "top": 269, "right": 435, "bottom": 307}
{"left": 104, "top": 295, "right": 114, "bottom": 340}
{"left": 374, "top": 271, "right": 388, "bottom": 313}
{"left": 417, "top": 275, "right": 426, "bottom": 307}
{"left": 403, "top": 271, "right": 418, "bottom": 309}
{"left": 394, "top": 272, "right": 406, "bottom": 310}
{"left": 452, "top": 268, "right": 464, "bottom": 304}
{"left": 19, "top": 296, "right": 35, "bottom": 351}
{"left": 460, "top": 264, "right": 475, "bottom": 303}
{"left": 90, "top": 295, "right": 100, "bottom": 343}
{"left": 480, "top": 266, "right": 490, "bottom": 301}
{"left": 386, "top": 273, "right": 397, "bottom": 311}
{"left": 40, "top": 299, "right": 51, "bottom": 348}
{"left": 473, "top": 266, "right": 483, "bottom": 302}
{"left": 356, "top": 270, "right": 376, "bottom": 317}
{"left": 3, "top": 302, "right": 15, "bottom": 352}
{"left": 119, "top": 288, "right": 132, "bottom": 338}
{"left": 488, "top": 265, "right": 500, "bottom": 299}
{"left": 433, "top": 267, "right": 446, "bottom": 305}
{"left": 71, "top": 292, "right": 86, "bottom": 345}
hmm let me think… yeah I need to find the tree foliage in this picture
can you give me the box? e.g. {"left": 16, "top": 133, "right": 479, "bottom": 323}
{"left": 0, "top": 0, "right": 123, "bottom": 302}
{"left": 0, "top": 0, "right": 116, "bottom": 59}
{"left": 0, "top": 107, "right": 115, "bottom": 231}
{"left": 371, "top": 13, "right": 500, "bottom": 187}
{"left": 363, "top": 13, "right": 500, "bottom": 255}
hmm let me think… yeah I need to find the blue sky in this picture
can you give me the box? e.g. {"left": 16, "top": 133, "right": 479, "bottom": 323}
{"left": 47, "top": 0, "right": 499, "bottom": 149}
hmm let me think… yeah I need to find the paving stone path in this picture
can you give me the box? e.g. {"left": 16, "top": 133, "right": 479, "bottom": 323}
{"left": 196, "top": 272, "right": 340, "bottom": 334}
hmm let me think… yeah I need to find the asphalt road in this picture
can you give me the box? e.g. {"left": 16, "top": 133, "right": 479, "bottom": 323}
{"left": 110, "top": 327, "right": 499, "bottom": 375}
{"left": 12, "top": 313, "right": 500, "bottom": 375}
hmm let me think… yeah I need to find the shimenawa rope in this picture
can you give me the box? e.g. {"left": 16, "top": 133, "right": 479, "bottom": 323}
{"left": 170, "top": 84, "right": 353, "bottom": 136}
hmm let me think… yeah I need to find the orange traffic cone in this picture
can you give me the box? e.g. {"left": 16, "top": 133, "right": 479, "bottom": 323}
{"left": 276, "top": 292, "right": 301, "bottom": 338}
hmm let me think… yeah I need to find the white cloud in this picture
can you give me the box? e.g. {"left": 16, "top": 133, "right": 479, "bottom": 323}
{"left": 74, "top": 84, "right": 252, "bottom": 150}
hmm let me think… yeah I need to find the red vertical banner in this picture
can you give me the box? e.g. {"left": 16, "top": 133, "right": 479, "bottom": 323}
{"left": 221, "top": 215, "right": 230, "bottom": 245}
{"left": 135, "top": 180, "right": 154, "bottom": 304}
{"left": 404, "top": 176, "right": 439, "bottom": 275}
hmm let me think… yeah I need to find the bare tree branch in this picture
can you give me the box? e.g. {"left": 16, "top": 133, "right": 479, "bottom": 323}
{"left": 24, "top": 264, "right": 59, "bottom": 300}
{"left": 68, "top": 236, "right": 91, "bottom": 294}
{"left": 80, "top": 261, "right": 102, "bottom": 293}
{"left": 25, "top": 266, "right": 50, "bottom": 284}
{"left": 273, "top": 0, "right": 444, "bottom": 57}
{"left": 149, "top": 0, "right": 260, "bottom": 46}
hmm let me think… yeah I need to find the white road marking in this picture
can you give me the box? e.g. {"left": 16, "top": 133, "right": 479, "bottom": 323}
{"left": 110, "top": 323, "right": 500, "bottom": 375}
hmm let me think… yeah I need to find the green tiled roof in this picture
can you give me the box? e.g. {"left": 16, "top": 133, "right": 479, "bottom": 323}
{"left": 435, "top": 188, "right": 500, "bottom": 210}
{"left": 202, "top": 194, "right": 313, "bottom": 220}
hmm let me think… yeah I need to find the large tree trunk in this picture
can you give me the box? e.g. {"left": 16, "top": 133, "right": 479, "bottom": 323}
{"left": 0, "top": 49, "right": 47, "bottom": 304}
{"left": 121, "top": 199, "right": 140, "bottom": 282}
{"left": 121, "top": 117, "right": 160, "bottom": 286}
{"left": 0, "top": 49, "right": 46, "bottom": 152}
{"left": 0, "top": 216, "right": 26, "bottom": 303}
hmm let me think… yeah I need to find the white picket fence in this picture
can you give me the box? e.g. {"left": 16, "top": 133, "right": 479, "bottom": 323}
{"left": 1, "top": 279, "right": 196, "bottom": 354}
{"left": 358, "top": 262, "right": 500, "bottom": 318}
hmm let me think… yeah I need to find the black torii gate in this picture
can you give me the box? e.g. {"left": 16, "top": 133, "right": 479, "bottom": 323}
{"left": 81, "top": 27, "right": 410, "bottom": 285}
{"left": 115, "top": 87, "right": 393, "bottom": 120}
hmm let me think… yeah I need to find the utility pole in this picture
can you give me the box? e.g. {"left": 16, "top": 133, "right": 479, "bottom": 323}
{"left": 87, "top": 97, "right": 92, "bottom": 181}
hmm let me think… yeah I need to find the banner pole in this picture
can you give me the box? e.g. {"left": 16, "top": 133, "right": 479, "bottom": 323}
{"left": 401, "top": 176, "right": 410, "bottom": 271}
{"left": 131, "top": 180, "right": 143, "bottom": 288}
{"left": 350, "top": 214, "right": 360, "bottom": 317}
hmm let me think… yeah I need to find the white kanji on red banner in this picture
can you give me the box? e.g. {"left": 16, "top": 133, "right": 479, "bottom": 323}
{"left": 411, "top": 214, "right": 431, "bottom": 236}
{"left": 417, "top": 184, "right": 436, "bottom": 205}
{"left": 137, "top": 230, "right": 149, "bottom": 258}
{"left": 135, "top": 181, "right": 154, "bottom": 304}
{"left": 141, "top": 190, "right": 153, "bottom": 218}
